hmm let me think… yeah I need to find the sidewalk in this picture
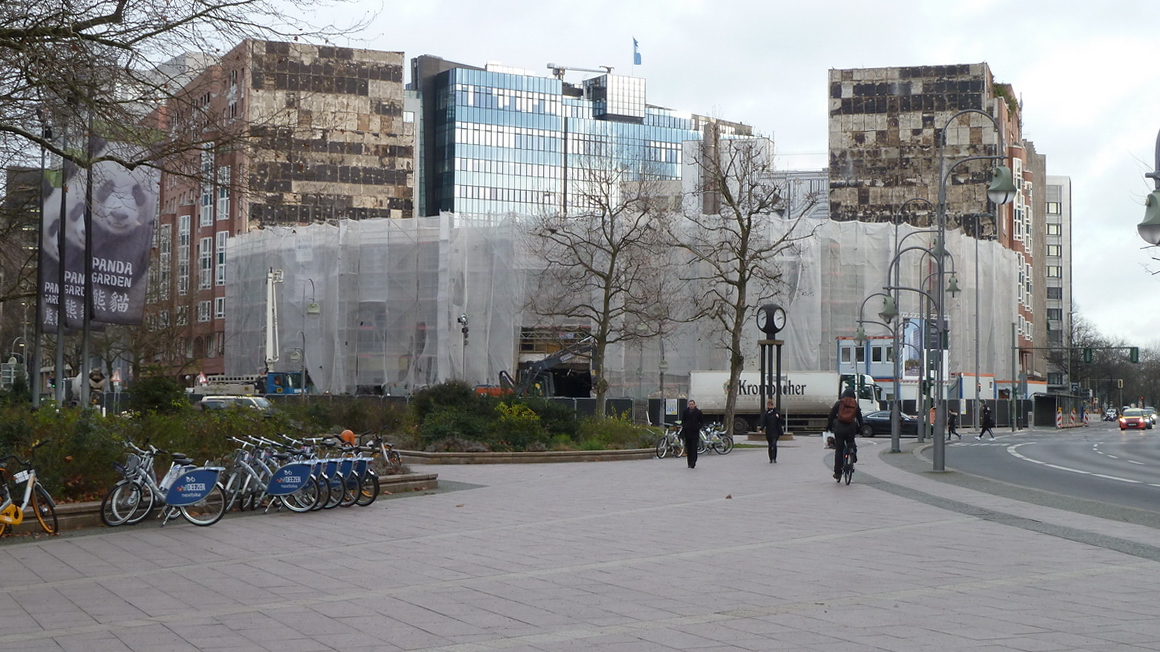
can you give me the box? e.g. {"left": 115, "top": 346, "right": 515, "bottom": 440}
{"left": 2, "top": 435, "right": 1159, "bottom": 651}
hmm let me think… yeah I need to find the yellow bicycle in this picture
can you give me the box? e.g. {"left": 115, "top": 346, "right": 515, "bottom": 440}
{"left": 0, "top": 440, "right": 58, "bottom": 537}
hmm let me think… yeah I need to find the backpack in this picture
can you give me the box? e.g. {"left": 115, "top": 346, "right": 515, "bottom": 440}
{"left": 837, "top": 397, "right": 858, "bottom": 424}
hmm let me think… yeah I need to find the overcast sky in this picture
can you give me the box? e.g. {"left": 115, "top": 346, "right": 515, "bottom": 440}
{"left": 310, "top": 0, "right": 1160, "bottom": 345}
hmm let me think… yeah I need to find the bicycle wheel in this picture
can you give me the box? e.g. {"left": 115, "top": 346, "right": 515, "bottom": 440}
{"left": 100, "top": 481, "right": 141, "bottom": 527}
{"left": 712, "top": 436, "right": 734, "bottom": 455}
{"left": 322, "top": 475, "right": 344, "bottom": 509}
{"left": 180, "top": 483, "right": 227, "bottom": 526}
{"left": 310, "top": 474, "right": 330, "bottom": 511}
{"left": 844, "top": 459, "right": 854, "bottom": 485}
{"left": 655, "top": 435, "right": 669, "bottom": 459}
{"left": 356, "top": 471, "right": 380, "bottom": 507}
{"left": 125, "top": 482, "right": 156, "bottom": 525}
{"left": 280, "top": 476, "right": 320, "bottom": 513}
{"left": 221, "top": 470, "right": 245, "bottom": 512}
{"left": 31, "top": 483, "right": 58, "bottom": 534}
{"left": 339, "top": 474, "right": 361, "bottom": 507}
{"left": 386, "top": 449, "right": 402, "bottom": 472}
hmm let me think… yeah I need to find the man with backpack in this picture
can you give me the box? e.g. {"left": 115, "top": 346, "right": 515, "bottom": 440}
{"left": 826, "top": 388, "right": 863, "bottom": 480}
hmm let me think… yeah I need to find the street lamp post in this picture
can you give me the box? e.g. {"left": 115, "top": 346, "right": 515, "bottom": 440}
{"left": 1137, "top": 128, "right": 1160, "bottom": 246}
{"left": 929, "top": 109, "right": 1017, "bottom": 472}
{"left": 855, "top": 292, "right": 902, "bottom": 451}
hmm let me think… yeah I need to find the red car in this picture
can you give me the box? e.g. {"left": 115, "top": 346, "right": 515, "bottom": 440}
{"left": 1119, "top": 408, "right": 1152, "bottom": 431}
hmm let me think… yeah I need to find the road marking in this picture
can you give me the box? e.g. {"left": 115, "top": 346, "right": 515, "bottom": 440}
{"left": 1008, "top": 443, "right": 1144, "bottom": 484}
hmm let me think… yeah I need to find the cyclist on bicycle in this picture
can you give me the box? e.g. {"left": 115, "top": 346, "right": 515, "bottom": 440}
{"left": 826, "top": 388, "right": 863, "bottom": 480}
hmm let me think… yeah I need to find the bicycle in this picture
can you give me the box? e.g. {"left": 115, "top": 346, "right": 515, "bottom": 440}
{"left": 699, "top": 423, "right": 734, "bottom": 455}
{"left": 99, "top": 440, "right": 227, "bottom": 527}
{"left": 839, "top": 444, "right": 855, "bottom": 485}
{"left": 654, "top": 423, "right": 685, "bottom": 459}
{"left": 0, "top": 440, "right": 57, "bottom": 537}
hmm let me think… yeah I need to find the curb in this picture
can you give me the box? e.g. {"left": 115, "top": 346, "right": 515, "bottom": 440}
{"left": 401, "top": 449, "right": 654, "bottom": 464}
{"left": 11, "top": 472, "right": 439, "bottom": 534}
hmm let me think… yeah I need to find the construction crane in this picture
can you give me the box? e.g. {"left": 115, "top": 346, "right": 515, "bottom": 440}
{"left": 546, "top": 63, "right": 614, "bottom": 80}
{"left": 476, "top": 336, "right": 595, "bottom": 397}
{"left": 265, "top": 268, "right": 283, "bottom": 370}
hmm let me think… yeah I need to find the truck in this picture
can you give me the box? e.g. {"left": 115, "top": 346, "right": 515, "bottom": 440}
{"left": 188, "top": 372, "right": 307, "bottom": 397}
{"left": 688, "top": 370, "right": 883, "bottom": 436}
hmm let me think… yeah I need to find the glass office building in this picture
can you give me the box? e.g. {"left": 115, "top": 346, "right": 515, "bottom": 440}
{"left": 411, "top": 56, "right": 751, "bottom": 217}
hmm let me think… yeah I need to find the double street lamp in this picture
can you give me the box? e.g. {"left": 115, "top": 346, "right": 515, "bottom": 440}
{"left": 857, "top": 108, "right": 1016, "bottom": 472}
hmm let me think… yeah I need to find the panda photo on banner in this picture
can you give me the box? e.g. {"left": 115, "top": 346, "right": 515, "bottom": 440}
{"left": 39, "top": 137, "right": 158, "bottom": 330}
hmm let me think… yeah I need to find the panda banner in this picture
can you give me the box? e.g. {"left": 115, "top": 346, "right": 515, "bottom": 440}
{"left": 40, "top": 139, "right": 158, "bottom": 330}
{"left": 85, "top": 140, "right": 158, "bottom": 325}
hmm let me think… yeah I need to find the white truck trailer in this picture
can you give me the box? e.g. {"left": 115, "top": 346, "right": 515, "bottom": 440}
{"left": 688, "top": 371, "right": 883, "bottom": 435}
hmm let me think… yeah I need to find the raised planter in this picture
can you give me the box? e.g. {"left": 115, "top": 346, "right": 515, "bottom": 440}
{"left": 9, "top": 472, "right": 439, "bottom": 535}
{"left": 401, "top": 448, "right": 654, "bottom": 464}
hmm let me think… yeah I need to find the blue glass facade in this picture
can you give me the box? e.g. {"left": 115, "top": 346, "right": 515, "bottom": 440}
{"left": 419, "top": 62, "right": 742, "bottom": 216}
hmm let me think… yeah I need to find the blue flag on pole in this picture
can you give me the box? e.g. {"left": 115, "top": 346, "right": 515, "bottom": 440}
{"left": 633, "top": 38, "right": 641, "bottom": 65}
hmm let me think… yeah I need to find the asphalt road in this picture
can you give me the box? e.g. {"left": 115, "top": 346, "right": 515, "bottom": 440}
{"left": 892, "top": 422, "right": 1160, "bottom": 528}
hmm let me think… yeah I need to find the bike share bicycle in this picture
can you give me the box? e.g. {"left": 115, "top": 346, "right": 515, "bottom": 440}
{"left": 100, "top": 440, "right": 227, "bottom": 527}
{"left": 0, "top": 440, "right": 57, "bottom": 537}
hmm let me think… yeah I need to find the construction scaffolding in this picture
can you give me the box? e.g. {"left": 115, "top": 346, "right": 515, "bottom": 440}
{"left": 225, "top": 213, "right": 1021, "bottom": 397}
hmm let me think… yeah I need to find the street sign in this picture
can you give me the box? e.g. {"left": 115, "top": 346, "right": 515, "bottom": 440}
{"left": 110, "top": 369, "right": 122, "bottom": 384}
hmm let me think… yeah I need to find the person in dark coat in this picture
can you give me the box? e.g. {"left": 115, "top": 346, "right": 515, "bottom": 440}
{"left": 826, "top": 388, "right": 863, "bottom": 480}
{"left": 977, "top": 405, "right": 996, "bottom": 439}
{"left": 760, "top": 399, "right": 784, "bottom": 463}
{"left": 946, "top": 410, "right": 960, "bottom": 440}
{"left": 680, "top": 399, "right": 705, "bottom": 469}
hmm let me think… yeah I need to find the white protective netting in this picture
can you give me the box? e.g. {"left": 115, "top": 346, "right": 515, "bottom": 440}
{"left": 226, "top": 215, "right": 523, "bottom": 394}
{"left": 226, "top": 213, "right": 1020, "bottom": 397}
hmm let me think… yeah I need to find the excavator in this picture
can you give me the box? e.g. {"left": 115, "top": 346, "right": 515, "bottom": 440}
{"left": 475, "top": 336, "right": 594, "bottom": 397}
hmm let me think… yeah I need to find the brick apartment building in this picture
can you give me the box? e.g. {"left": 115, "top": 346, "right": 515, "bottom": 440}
{"left": 150, "top": 40, "right": 415, "bottom": 375}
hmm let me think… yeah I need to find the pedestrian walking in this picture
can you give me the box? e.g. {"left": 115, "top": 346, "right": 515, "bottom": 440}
{"left": 680, "top": 399, "right": 705, "bottom": 469}
{"left": 826, "top": 389, "right": 862, "bottom": 480}
{"left": 760, "top": 400, "right": 784, "bottom": 463}
{"left": 947, "top": 410, "right": 960, "bottom": 440}
{"left": 976, "top": 405, "right": 995, "bottom": 439}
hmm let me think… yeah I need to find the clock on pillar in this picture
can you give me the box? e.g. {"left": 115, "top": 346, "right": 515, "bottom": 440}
{"left": 756, "top": 303, "right": 787, "bottom": 336}
{"left": 756, "top": 303, "right": 787, "bottom": 425}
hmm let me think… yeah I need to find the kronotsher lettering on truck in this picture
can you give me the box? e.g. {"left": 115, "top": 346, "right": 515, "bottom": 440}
{"left": 688, "top": 371, "right": 882, "bottom": 435}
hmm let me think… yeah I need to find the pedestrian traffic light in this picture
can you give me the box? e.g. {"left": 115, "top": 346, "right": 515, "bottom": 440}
{"left": 1130, "top": 347, "right": 1140, "bottom": 363}
{"left": 1083, "top": 348, "right": 1092, "bottom": 363}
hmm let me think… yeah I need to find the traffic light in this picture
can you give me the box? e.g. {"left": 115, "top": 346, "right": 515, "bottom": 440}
{"left": 1130, "top": 347, "right": 1140, "bottom": 363}
{"left": 1083, "top": 348, "right": 1092, "bottom": 363}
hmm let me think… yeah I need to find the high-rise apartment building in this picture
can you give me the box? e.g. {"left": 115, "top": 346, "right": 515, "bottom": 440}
{"left": 409, "top": 55, "right": 751, "bottom": 217}
{"left": 828, "top": 63, "right": 1061, "bottom": 393}
{"left": 1044, "top": 175, "right": 1073, "bottom": 391}
{"left": 151, "top": 40, "right": 415, "bottom": 375}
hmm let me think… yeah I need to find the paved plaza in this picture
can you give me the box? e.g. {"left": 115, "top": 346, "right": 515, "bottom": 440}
{"left": 4, "top": 434, "right": 1160, "bottom": 651}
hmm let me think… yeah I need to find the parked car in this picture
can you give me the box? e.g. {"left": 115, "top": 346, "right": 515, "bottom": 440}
{"left": 197, "top": 395, "right": 275, "bottom": 415}
{"left": 1119, "top": 408, "right": 1152, "bottom": 431}
{"left": 860, "top": 410, "right": 919, "bottom": 437}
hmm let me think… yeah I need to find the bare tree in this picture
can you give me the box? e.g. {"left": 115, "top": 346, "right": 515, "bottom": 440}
{"left": 525, "top": 157, "right": 680, "bottom": 416}
{"left": 675, "top": 134, "right": 815, "bottom": 436}
{"left": 1, "top": 0, "right": 366, "bottom": 163}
